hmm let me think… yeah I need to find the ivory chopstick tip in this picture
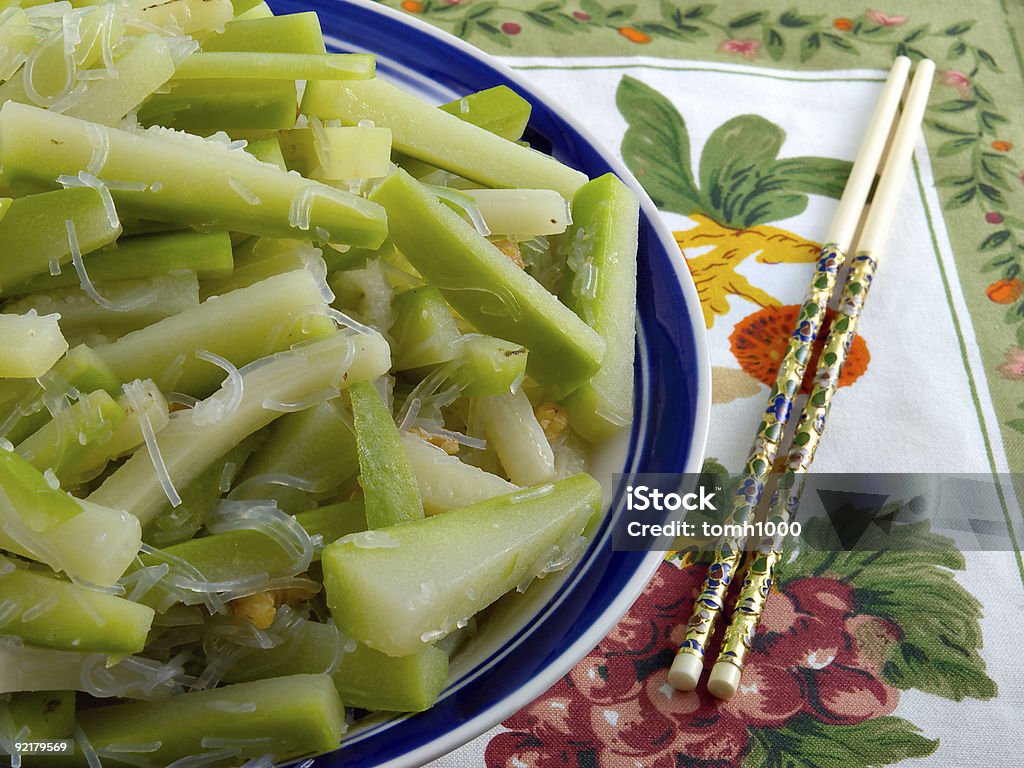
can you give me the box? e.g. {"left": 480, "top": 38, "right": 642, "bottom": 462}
{"left": 667, "top": 653, "right": 703, "bottom": 691}
{"left": 707, "top": 661, "right": 741, "bottom": 700}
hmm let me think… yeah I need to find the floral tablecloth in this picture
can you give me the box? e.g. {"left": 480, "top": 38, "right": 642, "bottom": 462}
{"left": 370, "top": 0, "right": 1024, "bottom": 765}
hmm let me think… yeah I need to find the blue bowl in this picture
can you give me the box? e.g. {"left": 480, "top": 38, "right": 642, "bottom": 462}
{"left": 266, "top": 0, "right": 711, "bottom": 763}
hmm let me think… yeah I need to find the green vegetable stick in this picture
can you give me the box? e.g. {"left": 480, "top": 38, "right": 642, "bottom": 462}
{"left": 0, "top": 102, "right": 388, "bottom": 247}
{"left": 246, "top": 135, "right": 288, "bottom": 170}
{"left": 0, "top": 448, "right": 140, "bottom": 586}
{"left": 0, "top": 556, "right": 154, "bottom": 653}
{"left": 439, "top": 85, "right": 531, "bottom": 141}
{"left": 476, "top": 388, "right": 555, "bottom": 486}
{"left": 349, "top": 380, "right": 424, "bottom": 528}
{"left": 173, "top": 52, "right": 375, "bottom": 80}
{"left": 370, "top": 169, "right": 605, "bottom": 399}
{"left": 401, "top": 431, "right": 517, "bottom": 515}
{"left": 0, "top": 313, "right": 68, "bottom": 378}
{"left": 202, "top": 12, "right": 327, "bottom": 53}
{"left": 232, "top": 399, "right": 359, "bottom": 514}
{"left": 389, "top": 285, "right": 461, "bottom": 372}
{"left": 92, "top": 270, "right": 335, "bottom": 396}
{"left": 5, "top": 231, "right": 234, "bottom": 297}
{"left": 122, "top": 0, "right": 234, "bottom": 36}
{"left": 559, "top": 173, "right": 639, "bottom": 442}
{"left": 463, "top": 188, "right": 570, "bottom": 237}
{"left": 0, "top": 187, "right": 121, "bottom": 292}
{"left": 0, "top": 344, "right": 122, "bottom": 446}
{"left": 14, "top": 389, "right": 126, "bottom": 483}
{"left": 222, "top": 616, "right": 449, "bottom": 712}
{"left": 3, "top": 691, "right": 75, "bottom": 740}
{"left": 279, "top": 124, "right": 393, "bottom": 181}
{"left": 303, "top": 78, "right": 588, "bottom": 198}
{"left": 137, "top": 77, "right": 300, "bottom": 132}
{"left": 323, "top": 474, "right": 600, "bottom": 656}
{"left": 447, "top": 334, "right": 528, "bottom": 397}
{"left": 0, "top": 9, "right": 36, "bottom": 83}
{"left": 6, "top": 273, "right": 200, "bottom": 344}
{"left": 88, "top": 331, "right": 391, "bottom": 525}
{"left": 63, "top": 675, "right": 346, "bottom": 766}
{"left": 141, "top": 501, "right": 366, "bottom": 590}
{"left": 64, "top": 33, "right": 176, "bottom": 126}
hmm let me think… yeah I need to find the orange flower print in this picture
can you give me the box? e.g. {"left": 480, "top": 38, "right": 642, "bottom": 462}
{"left": 986, "top": 277, "right": 1024, "bottom": 304}
{"left": 832, "top": 17, "right": 854, "bottom": 31}
{"left": 730, "top": 304, "right": 870, "bottom": 394}
{"left": 992, "top": 140, "right": 1013, "bottom": 152}
{"left": 400, "top": 0, "right": 423, "bottom": 11}
{"left": 618, "top": 27, "right": 651, "bottom": 43}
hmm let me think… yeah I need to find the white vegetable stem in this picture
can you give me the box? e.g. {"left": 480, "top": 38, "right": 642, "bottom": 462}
{"left": 462, "top": 188, "right": 570, "bottom": 237}
{"left": 89, "top": 331, "right": 391, "bottom": 525}
{"left": 401, "top": 431, "right": 517, "bottom": 515}
{"left": 476, "top": 389, "right": 555, "bottom": 486}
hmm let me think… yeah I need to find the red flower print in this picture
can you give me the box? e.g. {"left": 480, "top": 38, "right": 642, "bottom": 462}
{"left": 717, "top": 39, "right": 762, "bottom": 59}
{"left": 807, "top": 663, "right": 898, "bottom": 724}
{"left": 865, "top": 9, "right": 907, "bottom": 26}
{"left": 570, "top": 654, "right": 643, "bottom": 704}
{"left": 997, "top": 346, "right": 1024, "bottom": 380}
{"left": 784, "top": 576, "right": 854, "bottom": 619}
{"left": 491, "top": 562, "right": 906, "bottom": 767}
{"left": 939, "top": 69, "right": 971, "bottom": 98}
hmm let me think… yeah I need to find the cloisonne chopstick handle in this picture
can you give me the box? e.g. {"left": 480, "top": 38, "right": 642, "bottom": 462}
{"left": 707, "top": 59, "right": 937, "bottom": 700}
{"left": 666, "top": 56, "right": 913, "bottom": 692}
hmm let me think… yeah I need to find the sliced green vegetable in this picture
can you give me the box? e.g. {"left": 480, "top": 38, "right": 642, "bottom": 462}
{"left": 232, "top": 399, "right": 359, "bottom": 514}
{"left": 559, "top": 173, "right": 639, "bottom": 442}
{"left": 476, "top": 388, "right": 555, "bottom": 486}
{"left": 0, "top": 102, "right": 388, "bottom": 247}
{"left": 6, "top": 273, "right": 200, "bottom": 344}
{"left": 0, "top": 187, "right": 121, "bottom": 292}
{"left": 5, "top": 231, "right": 234, "bottom": 297}
{"left": 173, "top": 52, "right": 374, "bottom": 80}
{"left": 15, "top": 389, "right": 125, "bottom": 483}
{"left": 138, "top": 77, "right": 299, "bottom": 132}
{"left": 302, "top": 78, "right": 588, "bottom": 198}
{"left": 389, "top": 285, "right": 461, "bottom": 372}
{"left": 463, "top": 188, "right": 570, "bottom": 237}
{"left": 401, "top": 431, "right": 517, "bottom": 515}
{"left": 349, "top": 380, "right": 424, "bottom": 528}
{"left": 439, "top": 85, "right": 531, "bottom": 141}
{"left": 280, "top": 124, "right": 392, "bottom": 180}
{"left": 3, "top": 691, "right": 75, "bottom": 740}
{"left": 89, "top": 331, "right": 390, "bottom": 525}
{"left": 65, "top": 675, "right": 346, "bottom": 766}
{"left": 0, "top": 448, "right": 140, "bottom": 586}
{"left": 142, "top": 501, "right": 366, "bottom": 587}
{"left": 0, "top": 313, "right": 68, "bottom": 378}
{"left": 0, "top": 556, "right": 154, "bottom": 653}
{"left": 92, "top": 270, "right": 334, "bottom": 396}
{"left": 448, "top": 335, "right": 527, "bottom": 397}
{"left": 202, "top": 12, "right": 327, "bottom": 54}
{"left": 223, "top": 616, "right": 449, "bottom": 712}
{"left": 246, "top": 135, "right": 288, "bottom": 170}
{"left": 323, "top": 474, "right": 600, "bottom": 656}
{"left": 370, "top": 169, "right": 605, "bottom": 399}
{"left": 65, "top": 33, "right": 176, "bottom": 126}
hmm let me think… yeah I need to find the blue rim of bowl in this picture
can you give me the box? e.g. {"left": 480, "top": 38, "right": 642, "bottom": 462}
{"left": 267, "top": 0, "right": 712, "bottom": 764}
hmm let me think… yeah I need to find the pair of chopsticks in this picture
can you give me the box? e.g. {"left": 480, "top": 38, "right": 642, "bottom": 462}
{"left": 667, "top": 56, "right": 935, "bottom": 699}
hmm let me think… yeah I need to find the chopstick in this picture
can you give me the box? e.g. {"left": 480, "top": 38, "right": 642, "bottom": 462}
{"left": 705, "top": 59, "right": 936, "bottom": 700}
{"left": 665, "top": 56, "right": 918, "bottom": 693}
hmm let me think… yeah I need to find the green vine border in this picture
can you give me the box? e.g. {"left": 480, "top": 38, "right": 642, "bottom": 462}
{"left": 378, "top": 0, "right": 1024, "bottom": 442}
